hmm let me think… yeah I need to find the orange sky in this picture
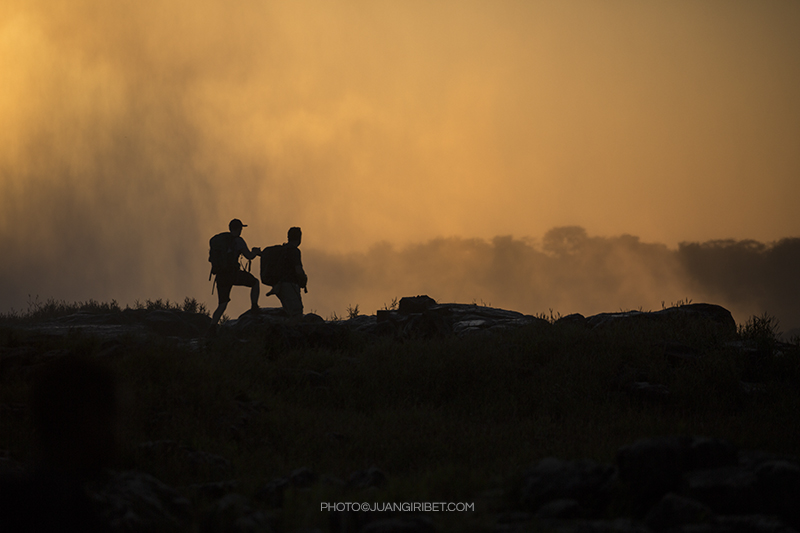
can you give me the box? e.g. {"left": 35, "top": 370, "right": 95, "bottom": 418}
{"left": 1, "top": 0, "right": 799, "bottom": 320}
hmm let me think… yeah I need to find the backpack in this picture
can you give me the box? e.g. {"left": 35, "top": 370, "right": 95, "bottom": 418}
{"left": 208, "top": 232, "right": 239, "bottom": 278}
{"left": 259, "top": 244, "right": 286, "bottom": 287}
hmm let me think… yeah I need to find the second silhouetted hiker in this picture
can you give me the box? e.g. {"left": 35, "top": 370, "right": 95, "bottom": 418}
{"left": 262, "top": 227, "right": 307, "bottom": 319}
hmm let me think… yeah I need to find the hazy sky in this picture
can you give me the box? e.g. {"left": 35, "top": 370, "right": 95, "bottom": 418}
{"left": 1, "top": 1, "right": 798, "bottom": 322}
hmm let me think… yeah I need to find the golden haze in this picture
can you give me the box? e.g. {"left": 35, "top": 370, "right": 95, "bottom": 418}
{"left": 1, "top": 1, "right": 798, "bottom": 325}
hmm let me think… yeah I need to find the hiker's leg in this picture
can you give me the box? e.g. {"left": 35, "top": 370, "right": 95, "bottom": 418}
{"left": 211, "top": 301, "right": 227, "bottom": 326}
{"left": 291, "top": 283, "right": 304, "bottom": 317}
{"left": 250, "top": 280, "right": 260, "bottom": 311}
{"left": 274, "top": 282, "right": 289, "bottom": 315}
{"left": 277, "top": 282, "right": 303, "bottom": 319}
{"left": 236, "top": 271, "right": 259, "bottom": 311}
{"left": 212, "top": 279, "right": 233, "bottom": 326}
{"left": 230, "top": 270, "right": 260, "bottom": 312}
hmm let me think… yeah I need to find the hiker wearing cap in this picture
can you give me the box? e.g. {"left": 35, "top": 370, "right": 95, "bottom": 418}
{"left": 209, "top": 219, "right": 261, "bottom": 329}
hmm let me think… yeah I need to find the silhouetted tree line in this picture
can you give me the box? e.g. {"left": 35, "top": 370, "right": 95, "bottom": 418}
{"left": 678, "top": 237, "right": 800, "bottom": 331}
{"left": 309, "top": 227, "right": 800, "bottom": 331}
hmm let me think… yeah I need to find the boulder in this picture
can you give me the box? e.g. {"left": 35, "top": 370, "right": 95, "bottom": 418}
{"left": 90, "top": 470, "right": 192, "bottom": 533}
{"left": 189, "top": 480, "right": 239, "bottom": 500}
{"left": 253, "top": 466, "right": 321, "bottom": 509}
{"left": 616, "top": 436, "right": 737, "bottom": 514}
{"left": 586, "top": 304, "right": 737, "bottom": 342}
{"left": 684, "top": 466, "right": 760, "bottom": 516}
{"left": 201, "top": 493, "right": 272, "bottom": 533}
{"left": 518, "top": 457, "right": 617, "bottom": 518}
{"left": 348, "top": 466, "right": 388, "bottom": 490}
{"left": 617, "top": 436, "right": 696, "bottom": 515}
{"left": 644, "top": 493, "right": 715, "bottom": 532}
{"left": 376, "top": 298, "right": 550, "bottom": 339}
{"left": 253, "top": 477, "right": 290, "bottom": 508}
{"left": 289, "top": 467, "right": 318, "bottom": 488}
{"left": 754, "top": 460, "right": 800, "bottom": 528}
{"left": 555, "top": 313, "right": 588, "bottom": 328}
{"left": 397, "top": 295, "right": 437, "bottom": 314}
{"left": 686, "top": 437, "right": 739, "bottom": 471}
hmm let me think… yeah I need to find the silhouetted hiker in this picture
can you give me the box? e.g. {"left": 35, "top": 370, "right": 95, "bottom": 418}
{"left": 266, "top": 226, "right": 308, "bottom": 319}
{"left": 209, "top": 218, "right": 262, "bottom": 331}
{"left": 0, "top": 355, "right": 116, "bottom": 532}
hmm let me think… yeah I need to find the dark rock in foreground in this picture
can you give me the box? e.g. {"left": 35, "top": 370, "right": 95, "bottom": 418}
{"left": 518, "top": 457, "right": 618, "bottom": 518}
{"left": 5, "top": 434, "right": 798, "bottom": 532}
{"left": 90, "top": 471, "right": 193, "bottom": 532}
{"left": 507, "top": 435, "right": 800, "bottom": 533}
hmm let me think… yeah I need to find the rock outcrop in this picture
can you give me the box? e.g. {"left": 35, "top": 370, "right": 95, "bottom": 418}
{"left": 225, "top": 295, "right": 550, "bottom": 342}
{"left": 223, "top": 297, "right": 743, "bottom": 346}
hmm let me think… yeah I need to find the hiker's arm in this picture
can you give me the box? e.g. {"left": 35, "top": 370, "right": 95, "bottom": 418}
{"left": 295, "top": 265, "right": 308, "bottom": 291}
{"left": 292, "top": 248, "right": 307, "bottom": 289}
{"left": 242, "top": 247, "right": 261, "bottom": 261}
{"left": 236, "top": 237, "right": 260, "bottom": 261}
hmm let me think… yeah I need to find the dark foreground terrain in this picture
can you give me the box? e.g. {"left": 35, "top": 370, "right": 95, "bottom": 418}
{"left": 2, "top": 296, "right": 799, "bottom": 532}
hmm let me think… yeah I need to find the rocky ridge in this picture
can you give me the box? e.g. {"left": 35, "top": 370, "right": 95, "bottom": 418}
{"left": 3, "top": 295, "right": 739, "bottom": 344}
{"left": 3, "top": 297, "right": 798, "bottom": 532}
